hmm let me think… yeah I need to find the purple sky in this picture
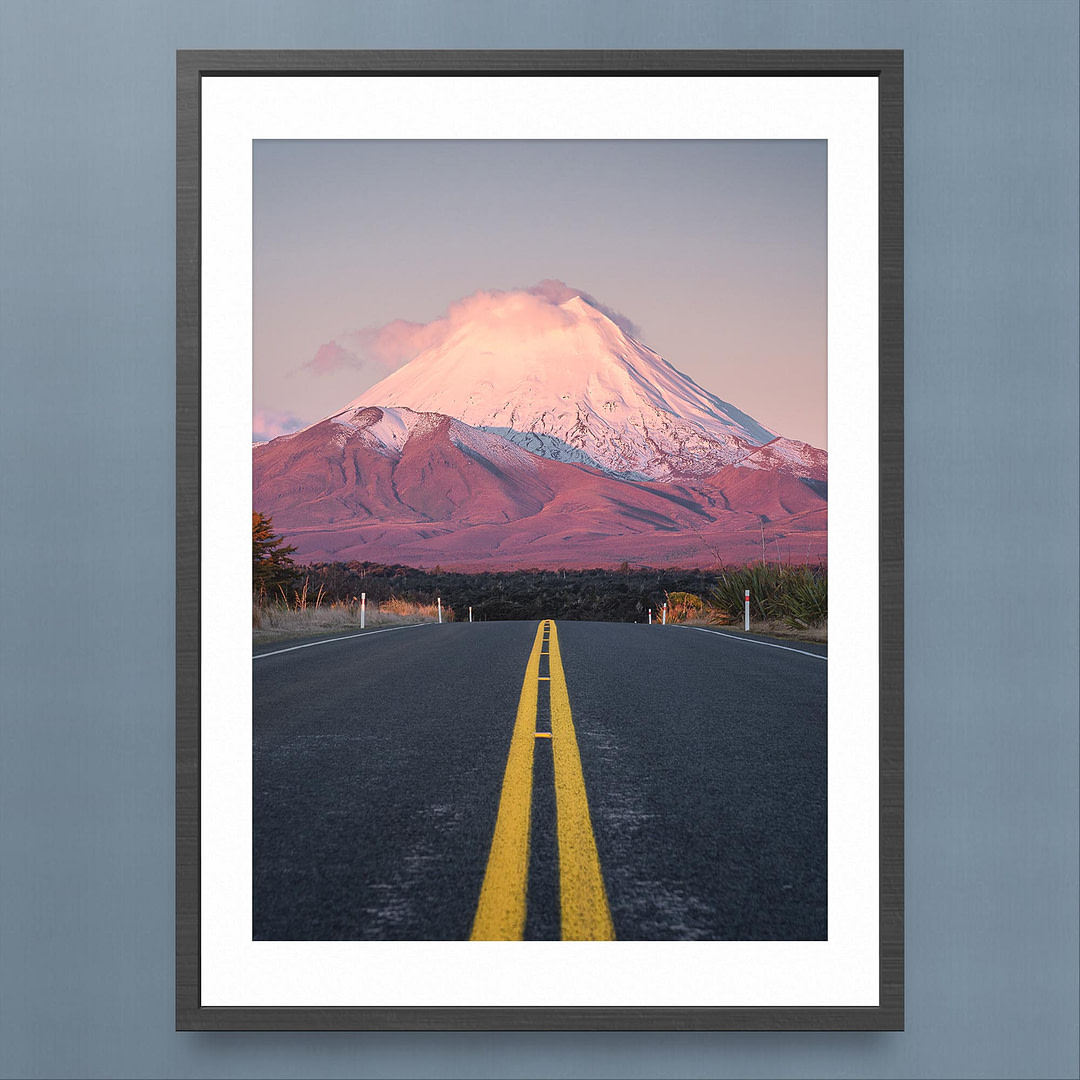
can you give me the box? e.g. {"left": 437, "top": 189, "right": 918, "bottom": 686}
{"left": 254, "top": 140, "right": 827, "bottom": 447}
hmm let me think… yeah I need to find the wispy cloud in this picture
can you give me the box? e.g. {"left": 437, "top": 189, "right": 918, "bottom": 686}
{"left": 298, "top": 280, "right": 640, "bottom": 377}
{"left": 305, "top": 341, "right": 358, "bottom": 376}
{"left": 253, "top": 409, "right": 306, "bottom": 443}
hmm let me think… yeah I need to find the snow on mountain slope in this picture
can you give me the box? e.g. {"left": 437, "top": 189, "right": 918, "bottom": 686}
{"left": 336, "top": 288, "right": 789, "bottom": 481}
{"left": 733, "top": 437, "right": 828, "bottom": 481}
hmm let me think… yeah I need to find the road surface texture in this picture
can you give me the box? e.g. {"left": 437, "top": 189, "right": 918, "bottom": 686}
{"left": 253, "top": 620, "right": 827, "bottom": 941}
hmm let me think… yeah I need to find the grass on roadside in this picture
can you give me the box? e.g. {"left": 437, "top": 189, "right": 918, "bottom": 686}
{"left": 656, "top": 564, "right": 827, "bottom": 643}
{"left": 707, "top": 563, "right": 827, "bottom": 630}
{"left": 253, "top": 592, "right": 452, "bottom": 645}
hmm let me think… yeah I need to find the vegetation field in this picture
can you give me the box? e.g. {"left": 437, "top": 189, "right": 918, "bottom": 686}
{"left": 255, "top": 560, "right": 825, "bottom": 638}
{"left": 253, "top": 513, "right": 827, "bottom": 642}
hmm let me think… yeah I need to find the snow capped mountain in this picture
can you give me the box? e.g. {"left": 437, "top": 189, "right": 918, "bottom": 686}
{"left": 254, "top": 284, "right": 827, "bottom": 568}
{"left": 333, "top": 289, "right": 787, "bottom": 482}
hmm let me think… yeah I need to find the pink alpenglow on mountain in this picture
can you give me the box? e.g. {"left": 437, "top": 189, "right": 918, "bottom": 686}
{"left": 254, "top": 284, "right": 827, "bottom": 569}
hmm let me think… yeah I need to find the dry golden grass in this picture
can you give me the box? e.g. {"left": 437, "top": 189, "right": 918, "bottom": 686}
{"left": 252, "top": 597, "right": 452, "bottom": 646}
{"left": 378, "top": 597, "right": 451, "bottom": 621}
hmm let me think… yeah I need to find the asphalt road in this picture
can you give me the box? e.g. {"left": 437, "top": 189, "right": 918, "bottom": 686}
{"left": 253, "top": 621, "right": 827, "bottom": 941}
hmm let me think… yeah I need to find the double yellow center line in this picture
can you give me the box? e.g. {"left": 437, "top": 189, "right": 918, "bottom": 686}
{"left": 470, "top": 620, "right": 615, "bottom": 941}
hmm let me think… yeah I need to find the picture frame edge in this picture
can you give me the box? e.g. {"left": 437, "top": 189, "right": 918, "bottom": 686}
{"left": 175, "top": 47, "right": 905, "bottom": 1032}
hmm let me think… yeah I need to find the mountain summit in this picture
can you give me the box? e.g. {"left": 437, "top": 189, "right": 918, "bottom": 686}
{"left": 333, "top": 284, "right": 801, "bottom": 481}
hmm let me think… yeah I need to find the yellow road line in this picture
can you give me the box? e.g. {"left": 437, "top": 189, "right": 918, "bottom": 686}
{"left": 471, "top": 620, "right": 614, "bottom": 942}
{"left": 547, "top": 623, "right": 616, "bottom": 941}
{"left": 469, "top": 621, "right": 546, "bottom": 941}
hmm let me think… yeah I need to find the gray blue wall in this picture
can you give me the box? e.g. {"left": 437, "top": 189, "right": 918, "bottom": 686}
{"left": 1, "top": 3, "right": 1076, "bottom": 1078}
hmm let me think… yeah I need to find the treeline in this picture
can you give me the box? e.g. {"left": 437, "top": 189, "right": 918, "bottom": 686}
{"left": 285, "top": 561, "right": 733, "bottom": 623}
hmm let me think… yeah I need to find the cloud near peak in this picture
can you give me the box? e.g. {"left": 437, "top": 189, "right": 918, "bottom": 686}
{"left": 527, "top": 279, "right": 640, "bottom": 337}
{"left": 253, "top": 408, "right": 307, "bottom": 443}
{"left": 300, "top": 280, "right": 640, "bottom": 377}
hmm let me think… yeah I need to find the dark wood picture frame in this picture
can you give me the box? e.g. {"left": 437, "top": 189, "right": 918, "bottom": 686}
{"left": 177, "top": 49, "right": 903, "bottom": 1031}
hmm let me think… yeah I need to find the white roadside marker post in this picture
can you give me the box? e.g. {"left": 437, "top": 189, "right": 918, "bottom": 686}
{"left": 744, "top": 589, "right": 750, "bottom": 632}
{"left": 360, "top": 592, "right": 366, "bottom": 629}
{"left": 469, "top": 606, "right": 473, "bottom": 623}
{"left": 662, "top": 602, "right": 667, "bottom": 625}
{"left": 438, "top": 597, "right": 443, "bottom": 624}
{"left": 648, "top": 610, "right": 652, "bottom": 625}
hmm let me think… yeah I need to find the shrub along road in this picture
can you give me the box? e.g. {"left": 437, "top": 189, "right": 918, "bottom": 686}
{"left": 253, "top": 620, "right": 827, "bottom": 941}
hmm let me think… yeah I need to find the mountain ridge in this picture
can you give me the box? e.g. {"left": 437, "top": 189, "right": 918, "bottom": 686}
{"left": 254, "top": 284, "right": 827, "bottom": 568}
{"left": 254, "top": 405, "right": 826, "bottom": 569}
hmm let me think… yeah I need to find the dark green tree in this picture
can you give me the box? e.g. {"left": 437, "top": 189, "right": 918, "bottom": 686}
{"left": 253, "top": 511, "right": 297, "bottom": 596}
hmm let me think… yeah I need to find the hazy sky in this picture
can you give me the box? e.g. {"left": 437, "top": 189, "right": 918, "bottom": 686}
{"left": 254, "top": 139, "right": 826, "bottom": 447}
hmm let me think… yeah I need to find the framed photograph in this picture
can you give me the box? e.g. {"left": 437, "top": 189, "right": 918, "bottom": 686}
{"left": 177, "top": 50, "right": 903, "bottom": 1030}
